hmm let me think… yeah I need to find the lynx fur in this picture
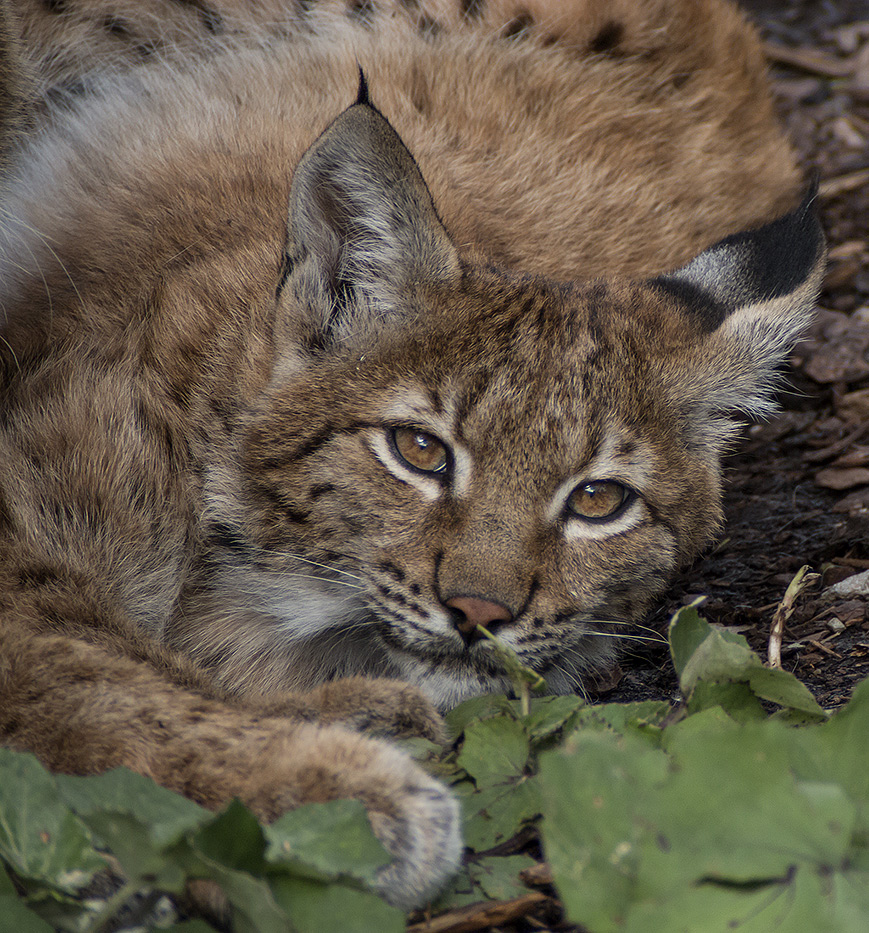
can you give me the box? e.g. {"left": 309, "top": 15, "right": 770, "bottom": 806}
{"left": 0, "top": 0, "right": 823, "bottom": 911}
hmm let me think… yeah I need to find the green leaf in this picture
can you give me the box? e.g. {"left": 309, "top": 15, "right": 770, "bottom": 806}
{"left": 667, "top": 601, "right": 714, "bottom": 679}
{"left": 748, "top": 666, "right": 828, "bottom": 717}
{"left": 425, "top": 852, "right": 538, "bottom": 910}
{"left": 462, "top": 778, "right": 541, "bottom": 853}
{"left": 192, "top": 799, "right": 266, "bottom": 874}
{"left": 264, "top": 800, "right": 390, "bottom": 886}
{"left": 521, "top": 695, "right": 585, "bottom": 743}
{"left": 651, "top": 725, "right": 855, "bottom": 886}
{"left": 183, "top": 852, "right": 289, "bottom": 933}
{"left": 539, "top": 693, "right": 869, "bottom": 933}
{"left": 670, "top": 609, "right": 758, "bottom": 695}
{"left": 56, "top": 768, "right": 209, "bottom": 889}
{"left": 622, "top": 866, "right": 839, "bottom": 933}
{"left": 669, "top": 606, "right": 826, "bottom": 717}
{"left": 570, "top": 700, "right": 671, "bottom": 740}
{"left": 184, "top": 800, "right": 293, "bottom": 933}
{"left": 0, "top": 749, "right": 104, "bottom": 894}
{"left": 785, "top": 677, "right": 869, "bottom": 817}
{"left": 457, "top": 715, "right": 530, "bottom": 787}
{"left": 445, "top": 695, "right": 515, "bottom": 737}
{"left": 165, "top": 923, "right": 219, "bottom": 933}
{"left": 471, "top": 853, "right": 537, "bottom": 901}
{"left": 57, "top": 768, "right": 209, "bottom": 849}
{"left": 0, "top": 895, "right": 55, "bottom": 933}
{"left": 539, "top": 729, "right": 669, "bottom": 933}
{"left": 686, "top": 680, "right": 766, "bottom": 720}
{"left": 270, "top": 876, "right": 404, "bottom": 933}
{"left": 461, "top": 778, "right": 540, "bottom": 852}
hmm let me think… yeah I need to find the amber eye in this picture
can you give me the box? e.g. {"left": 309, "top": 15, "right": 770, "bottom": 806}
{"left": 390, "top": 427, "right": 450, "bottom": 475}
{"left": 566, "top": 480, "right": 632, "bottom": 521}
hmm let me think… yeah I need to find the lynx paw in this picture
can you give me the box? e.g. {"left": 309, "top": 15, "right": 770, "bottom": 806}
{"left": 363, "top": 741, "right": 462, "bottom": 909}
{"left": 243, "top": 723, "right": 461, "bottom": 909}
{"left": 262, "top": 677, "right": 448, "bottom": 743}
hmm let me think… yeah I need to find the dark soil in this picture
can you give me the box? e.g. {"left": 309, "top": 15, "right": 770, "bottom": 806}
{"left": 601, "top": 0, "right": 869, "bottom": 713}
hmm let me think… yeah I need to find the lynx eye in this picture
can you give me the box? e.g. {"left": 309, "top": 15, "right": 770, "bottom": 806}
{"left": 390, "top": 427, "right": 450, "bottom": 475}
{"left": 566, "top": 480, "right": 632, "bottom": 521}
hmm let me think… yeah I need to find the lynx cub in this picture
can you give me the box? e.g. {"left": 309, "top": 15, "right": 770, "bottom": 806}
{"left": 0, "top": 0, "right": 823, "bottom": 911}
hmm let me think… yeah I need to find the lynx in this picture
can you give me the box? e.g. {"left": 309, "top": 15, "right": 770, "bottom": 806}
{"left": 0, "top": 0, "right": 824, "bottom": 911}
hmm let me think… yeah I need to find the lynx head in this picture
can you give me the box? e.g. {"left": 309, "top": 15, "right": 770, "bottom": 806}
{"left": 207, "top": 86, "right": 824, "bottom": 708}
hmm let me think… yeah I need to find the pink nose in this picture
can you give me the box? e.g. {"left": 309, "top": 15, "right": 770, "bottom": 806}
{"left": 446, "top": 596, "right": 513, "bottom": 635}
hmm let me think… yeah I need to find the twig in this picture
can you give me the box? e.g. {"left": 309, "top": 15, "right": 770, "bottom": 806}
{"left": 804, "top": 421, "right": 869, "bottom": 463}
{"left": 820, "top": 169, "right": 869, "bottom": 200}
{"left": 763, "top": 42, "right": 854, "bottom": 77}
{"left": 805, "top": 639, "right": 843, "bottom": 659}
{"left": 768, "top": 566, "right": 819, "bottom": 669}
{"left": 408, "top": 892, "right": 549, "bottom": 933}
{"left": 832, "top": 557, "right": 869, "bottom": 570}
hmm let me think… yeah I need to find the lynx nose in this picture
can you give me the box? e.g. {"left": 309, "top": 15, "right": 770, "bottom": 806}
{"left": 446, "top": 596, "right": 513, "bottom": 644}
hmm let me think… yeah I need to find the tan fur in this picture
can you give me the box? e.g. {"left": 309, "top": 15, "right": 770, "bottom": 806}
{"left": 0, "top": 0, "right": 823, "bottom": 912}
{"left": 0, "top": 3, "right": 33, "bottom": 167}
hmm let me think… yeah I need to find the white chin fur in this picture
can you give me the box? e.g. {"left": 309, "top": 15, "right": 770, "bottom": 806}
{"left": 387, "top": 651, "right": 514, "bottom": 710}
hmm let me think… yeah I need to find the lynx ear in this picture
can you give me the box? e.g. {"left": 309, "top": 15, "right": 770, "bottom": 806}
{"left": 652, "top": 186, "right": 825, "bottom": 432}
{"left": 283, "top": 78, "right": 460, "bottom": 344}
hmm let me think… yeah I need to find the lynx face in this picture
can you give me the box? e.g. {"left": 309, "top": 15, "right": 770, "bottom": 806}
{"left": 171, "top": 94, "right": 825, "bottom": 709}
{"left": 228, "top": 279, "right": 713, "bottom": 706}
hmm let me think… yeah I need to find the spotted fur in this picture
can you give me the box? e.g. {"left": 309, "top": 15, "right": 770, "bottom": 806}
{"left": 0, "top": 0, "right": 823, "bottom": 912}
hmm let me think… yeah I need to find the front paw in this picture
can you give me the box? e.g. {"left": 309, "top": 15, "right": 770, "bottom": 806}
{"left": 363, "top": 740, "right": 462, "bottom": 909}
{"left": 264, "top": 677, "right": 448, "bottom": 743}
{"left": 240, "top": 723, "right": 461, "bottom": 909}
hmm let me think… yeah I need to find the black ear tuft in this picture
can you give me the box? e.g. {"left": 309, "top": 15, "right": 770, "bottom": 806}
{"left": 355, "top": 65, "right": 370, "bottom": 107}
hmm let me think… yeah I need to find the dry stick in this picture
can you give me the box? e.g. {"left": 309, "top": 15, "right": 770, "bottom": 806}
{"left": 833, "top": 557, "right": 869, "bottom": 570}
{"left": 763, "top": 41, "right": 854, "bottom": 77}
{"left": 804, "top": 420, "right": 869, "bottom": 463}
{"left": 408, "top": 892, "right": 550, "bottom": 933}
{"left": 768, "top": 565, "right": 819, "bottom": 669}
{"left": 820, "top": 168, "right": 869, "bottom": 200}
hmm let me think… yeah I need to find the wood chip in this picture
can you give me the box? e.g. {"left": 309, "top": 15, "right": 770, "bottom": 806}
{"left": 805, "top": 421, "right": 869, "bottom": 463}
{"left": 764, "top": 41, "right": 854, "bottom": 77}
{"left": 803, "top": 343, "right": 869, "bottom": 384}
{"left": 820, "top": 168, "right": 869, "bottom": 199}
{"left": 815, "top": 467, "right": 869, "bottom": 490}
{"left": 835, "top": 389, "right": 869, "bottom": 424}
{"left": 831, "top": 445, "right": 869, "bottom": 468}
{"left": 830, "top": 116, "right": 866, "bottom": 148}
{"left": 408, "top": 893, "right": 550, "bottom": 933}
{"left": 828, "top": 240, "right": 868, "bottom": 261}
{"left": 831, "top": 557, "right": 869, "bottom": 570}
{"left": 832, "top": 487, "right": 869, "bottom": 515}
